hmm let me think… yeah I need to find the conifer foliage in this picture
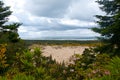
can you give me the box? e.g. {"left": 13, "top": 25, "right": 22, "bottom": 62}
{"left": 0, "top": 1, "right": 21, "bottom": 43}
{"left": 92, "top": 0, "right": 120, "bottom": 54}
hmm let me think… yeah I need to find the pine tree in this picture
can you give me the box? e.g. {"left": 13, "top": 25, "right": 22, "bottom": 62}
{"left": 0, "top": 1, "right": 21, "bottom": 43}
{"left": 92, "top": 0, "right": 120, "bottom": 55}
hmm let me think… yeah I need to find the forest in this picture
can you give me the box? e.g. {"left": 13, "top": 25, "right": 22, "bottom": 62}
{"left": 0, "top": 0, "right": 120, "bottom": 80}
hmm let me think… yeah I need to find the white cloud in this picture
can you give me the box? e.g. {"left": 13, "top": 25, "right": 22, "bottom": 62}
{"left": 24, "top": 0, "right": 72, "bottom": 18}
{"left": 59, "top": 18, "right": 97, "bottom": 27}
{"left": 19, "top": 29, "right": 99, "bottom": 40}
{"left": 2, "top": 0, "right": 102, "bottom": 40}
{"left": 65, "top": 0, "right": 103, "bottom": 21}
{"left": 9, "top": 15, "right": 20, "bottom": 22}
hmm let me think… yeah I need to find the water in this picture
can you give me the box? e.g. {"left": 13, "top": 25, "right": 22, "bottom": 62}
{"left": 28, "top": 36, "right": 98, "bottom": 40}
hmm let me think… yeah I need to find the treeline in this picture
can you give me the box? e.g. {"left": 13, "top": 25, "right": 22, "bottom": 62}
{"left": 25, "top": 40, "right": 100, "bottom": 46}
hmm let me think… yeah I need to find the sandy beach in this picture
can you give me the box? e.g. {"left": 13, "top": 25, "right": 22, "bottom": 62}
{"left": 29, "top": 44, "right": 88, "bottom": 63}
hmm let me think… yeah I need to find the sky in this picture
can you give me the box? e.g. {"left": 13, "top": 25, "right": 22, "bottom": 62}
{"left": 2, "top": 0, "right": 103, "bottom": 40}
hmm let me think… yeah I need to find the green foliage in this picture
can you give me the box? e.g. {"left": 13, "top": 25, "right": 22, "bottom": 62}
{"left": 25, "top": 40, "right": 100, "bottom": 47}
{"left": 107, "top": 56, "right": 120, "bottom": 77}
{"left": 94, "top": 56, "right": 120, "bottom": 80}
{"left": 35, "top": 67, "right": 53, "bottom": 80}
{"left": 13, "top": 74, "right": 35, "bottom": 80}
{"left": 66, "top": 48, "right": 112, "bottom": 80}
{"left": 1, "top": 48, "right": 67, "bottom": 80}
{"left": 0, "top": 1, "right": 23, "bottom": 67}
{"left": 0, "top": 1, "right": 12, "bottom": 26}
{"left": 0, "top": 76, "right": 7, "bottom": 80}
{"left": 85, "top": 54, "right": 111, "bottom": 79}
{"left": 5, "top": 40, "right": 26, "bottom": 65}
{"left": 0, "top": 44, "right": 9, "bottom": 75}
{"left": 92, "top": 0, "right": 120, "bottom": 55}
{"left": 0, "top": 43, "right": 119, "bottom": 80}
{"left": 0, "top": 1, "right": 21, "bottom": 43}
{"left": 3, "top": 1, "right": 120, "bottom": 80}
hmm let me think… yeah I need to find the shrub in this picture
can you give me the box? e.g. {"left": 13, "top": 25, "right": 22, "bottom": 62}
{"left": 94, "top": 56, "right": 120, "bottom": 80}
{"left": 13, "top": 73, "right": 35, "bottom": 80}
{"left": 0, "top": 44, "right": 9, "bottom": 75}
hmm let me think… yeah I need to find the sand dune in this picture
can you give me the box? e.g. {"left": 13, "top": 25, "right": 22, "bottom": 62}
{"left": 41, "top": 45, "right": 88, "bottom": 63}
{"left": 29, "top": 44, "right": 88, "bottom": 63}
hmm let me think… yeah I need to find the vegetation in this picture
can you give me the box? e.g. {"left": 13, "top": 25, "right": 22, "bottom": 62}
{"left": 0, "top": 0, "right": 26, "bottom": 66}
{"left": 25, "top": 40, "right": 100, "bottom": 47}
{"left": 0, "top": 1, "right": 21, "bottom": 43}
{"left": 0, "top": 0, "right": 120, "bottom": 80}
{"left": 1, "top": 44, "right": 120, "bottom": 80}
{"left": 92, "top": 0, "right": 120, "bottom": 55}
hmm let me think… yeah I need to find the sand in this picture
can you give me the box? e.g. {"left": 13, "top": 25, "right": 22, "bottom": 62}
{"left": 29, "top": 44, "right": 88, "bottom": 63}
{"left": 42, "top": 46, "right": 88, "bottom": 63}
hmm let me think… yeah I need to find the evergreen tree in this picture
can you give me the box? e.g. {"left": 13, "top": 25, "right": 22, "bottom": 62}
{"left": 92, "top": 0, "right": 120, "bottom": 55}
{"left": 0, "top": 1, "right": 21, "bottom": 43}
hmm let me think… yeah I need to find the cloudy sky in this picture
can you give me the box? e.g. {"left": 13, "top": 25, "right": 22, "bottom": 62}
{"left": 3, "top": 0, "right": 103, "bottom": 40}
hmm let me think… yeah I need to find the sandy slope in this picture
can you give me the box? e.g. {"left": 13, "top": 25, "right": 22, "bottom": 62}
{"left": 29, "top": 44, "right": 88, "bottom": 63}
{"left": 41, "top": 45, "right": 88, "bottom": 63}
